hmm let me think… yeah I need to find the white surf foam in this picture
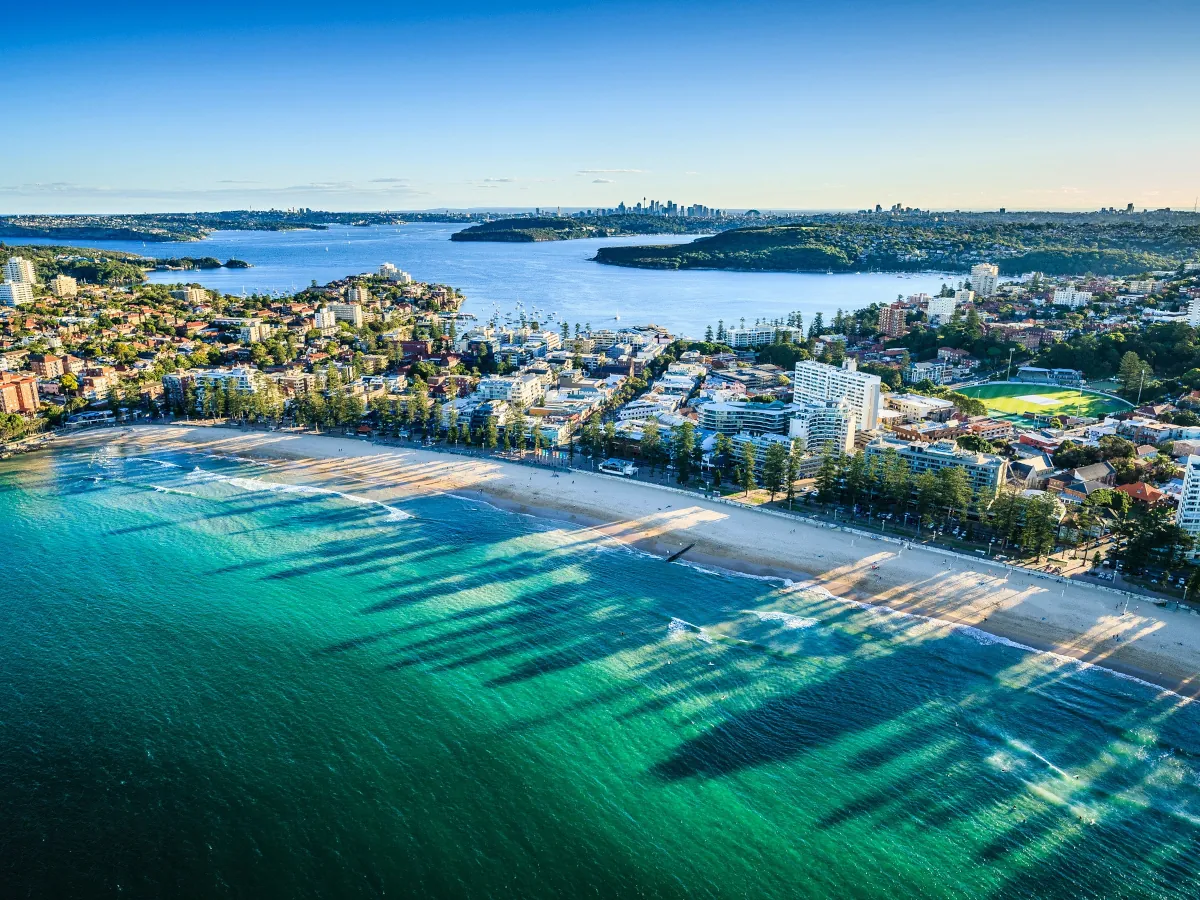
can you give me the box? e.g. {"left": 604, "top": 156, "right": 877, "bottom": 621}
{"left": 150, "top": 485, "right": 201, "bottom": 498}
{"left": 224, "top": 476, "right": 412, "bottom": 521}
{"left": 747, "top": 610, "right": 819, "bottom": 630}
{"left": 667, "top": 617, "right": 714, "bottom": 644}
{"left": 125, "top": 456, "right": 184, "bottom": 469}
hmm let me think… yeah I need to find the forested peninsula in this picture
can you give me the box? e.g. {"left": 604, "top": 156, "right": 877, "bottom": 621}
{"left": 0, "top": 210, "right": 482, "bottom": 243}
{"left": 0, "top": 244, "right": 251, "bottom": 285}
{"left": 594, "top": 218, "right": 1200, "bottom": 277}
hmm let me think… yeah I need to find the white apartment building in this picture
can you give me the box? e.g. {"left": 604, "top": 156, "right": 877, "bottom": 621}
{"left": 378, "top": 262, "right": 412, "bottom": 283}
{"left": 171, "top": 286, "right": 209, "bottom": 305}
{"left": 698, "top": 400, "right": 798, "bottom": 435}
{"left": 0, "top": 282, "right": 35, "bottom": 306}
{"left": 906, "top": 360, "right": 951, "bottom": 385}
{"left": 347, "top": 284, "right": 373, "bottom": 304}
{"left": 328, "top": 302, "right": 364, "bottom": 327}
{"left": 476, "top": 374, "right": 544, "bottom": 408}
{"left": 50, "top": 274, "right": 77, "bottom": 297}
{"left": 926, "top": 295, "right": 956, "bottom": 323}
{"left": 788, "top": 400, "right": 856, "bottom": 454}
{"left": 162, "top": 366, "right": 263, "bottom": 406}
{"left": 970, "top": 263, "right": 999, "bottom": 297}
{"left": 5, "top": 256, "right": 37, "bottom": 284}
{"left": 314, "top": 306, "right": 338, "bottom": 331}
{"left": 730, "top": 432, "right": 798, "bottom": 475}
{"left": 864, "top": 436, "right": 1009, "bottom": 496}
{"left": 239, "top": 322, "right": 271, "bottom": 343}
{"left": 1188, "top": 296, "right": 1200, "bottom": 328}
{"left": 884, "top": 393, "right": 957, "bottom": 423}
{"left": 1051, "top": 286, "right": 1093, "bottom": 308}
{"left": 792, "top": 358, "right": 881, "bottom": 431}
{"left": 192, "top": 366, "right": 261, "bottom": 395}
{"left": 615, "top": 394, "right": 681, "bottom": 422}
{"left": 1176, "top": 455, "right": 1200, "bottom": 553}
{"left": 724, "top": 324, "right": 804, "bottom": 349}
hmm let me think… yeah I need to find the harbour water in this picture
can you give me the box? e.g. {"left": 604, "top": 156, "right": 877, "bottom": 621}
{"left": 4, "top": 445, "right": 1200, "bottom": 898}
{"left": 6, "top": 224, "right": 952, "bottom": 336}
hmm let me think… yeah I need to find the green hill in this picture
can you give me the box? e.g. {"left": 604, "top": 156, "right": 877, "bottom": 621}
{"left": 595, "top": 225, "right": 855, "bottom": 271}
{"left": 595, "top": 219, "right": 1195, "bottom": 275}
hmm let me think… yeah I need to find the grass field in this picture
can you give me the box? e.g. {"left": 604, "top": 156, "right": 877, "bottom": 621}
{"left": 957, "top": 382, "right": 1131, "bottom": 423}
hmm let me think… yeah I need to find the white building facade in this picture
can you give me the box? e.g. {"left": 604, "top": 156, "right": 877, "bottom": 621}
{"left": 792, "top": 359, "right": 881, "bottom": 431}
{"left": 0, "top": 282, "right": 34, "bottom": 306}
{"left": 476, "top": 374, "right": 544, "bottom": 408}
{"left": 328, "top": 302, "right": 364, "bottom": 327}
{"left": 926, "top": 295, "right": 956, "bottom": 323}
{"left": 1176, "top": 455, "right": 1200, "bottom": 553}
{"left": 724, "top": 324, "right": 804, "bottom": 349}
{"left": 1051, "top": 286, "right": 1094, "bottom": 308}
{"left": 788, "top": 400, "right": 856, "bottom": 454}
{"left": 970, "top": 263, "right": 999, "bottom": 297}
{"left": 4, "top": 256, "right": 36, "bottom": 284}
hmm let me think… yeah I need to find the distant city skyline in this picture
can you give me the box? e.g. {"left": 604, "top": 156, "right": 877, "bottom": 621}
{"left": 4, "top": 0, "right": 1199, "bottom": 214}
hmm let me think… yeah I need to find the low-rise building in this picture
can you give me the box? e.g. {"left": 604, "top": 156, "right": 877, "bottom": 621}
{"left": 884, "top": 393, "right": 957, "bottom": 423}
{"left": 476, "top": 374, "right": 544, "bottom": 408}
{"left": 864, "top": 435, "right": 1009, "bottom": 496}
{"left": 906, "top": 360, "right": 951, "bottom": 385}
{"left": 723, "top": 324, "right": 803, "bottom": 349}
{"left": 616, "top": 393, "right": 682, "bottom": 423}
{"left": 968, "top": 417, "right": 1014, "bottom": 441}
{"left": 730, "top": 432, "right": 798, "bottom": 476}
{"left": 1014, "top": 366, "right": 1083, "bottom": 386}
{"left": 697, "top": 399, "right": 798, "bottom": 435}
{"left": 163, "top": 366, "right": 263, "bottom": 407}
{"left": 891, "top": 419, "right": 964, "bottom": 442}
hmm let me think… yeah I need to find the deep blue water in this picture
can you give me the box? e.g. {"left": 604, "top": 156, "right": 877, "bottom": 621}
{"left": 7, "top": 224, "right": 951, "bottom": 335}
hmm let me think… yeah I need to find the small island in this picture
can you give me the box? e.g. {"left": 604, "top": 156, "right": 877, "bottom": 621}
{"left": 450, "top": 215, "right": 710, "bottom": 243}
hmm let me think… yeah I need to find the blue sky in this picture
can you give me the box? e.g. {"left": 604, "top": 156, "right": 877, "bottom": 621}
{"left": 4, "top": 1, "right": 1198, "bottom": 213}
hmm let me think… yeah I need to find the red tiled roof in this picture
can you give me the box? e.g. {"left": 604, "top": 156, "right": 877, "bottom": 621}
{"left": 1114, "top": 482, "right": 1166, "bottom": 504}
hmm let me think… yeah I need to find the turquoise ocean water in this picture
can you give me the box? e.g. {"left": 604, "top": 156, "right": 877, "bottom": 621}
{"left": 4, "top": 445, "right": 1200, "bottom": 898}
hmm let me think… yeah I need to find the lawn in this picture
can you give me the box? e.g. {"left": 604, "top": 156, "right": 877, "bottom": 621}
{"left": 957, "top": 382, "right": 1131, "bottom": 423}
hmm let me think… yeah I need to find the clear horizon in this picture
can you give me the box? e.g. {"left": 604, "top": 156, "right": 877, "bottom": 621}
{"left": 5, "top": 0, "right": 1199, "bottom": 214}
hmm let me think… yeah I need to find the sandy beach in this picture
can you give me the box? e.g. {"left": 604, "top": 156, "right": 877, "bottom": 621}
{"left": 55, "top": 423, "right": 1200, "bottom": 695}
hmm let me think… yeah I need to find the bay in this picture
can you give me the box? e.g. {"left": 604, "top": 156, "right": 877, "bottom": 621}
{"left": 3, "top": 445, "right": 1200, "bottom": 898}
{"left": 7, "top": 224, "right": 951, "bottom": 335}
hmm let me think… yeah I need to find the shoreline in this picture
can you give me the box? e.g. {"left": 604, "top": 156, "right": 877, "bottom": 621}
{"left": 50, "top": 423, "right": 1200, "bottom": 697}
